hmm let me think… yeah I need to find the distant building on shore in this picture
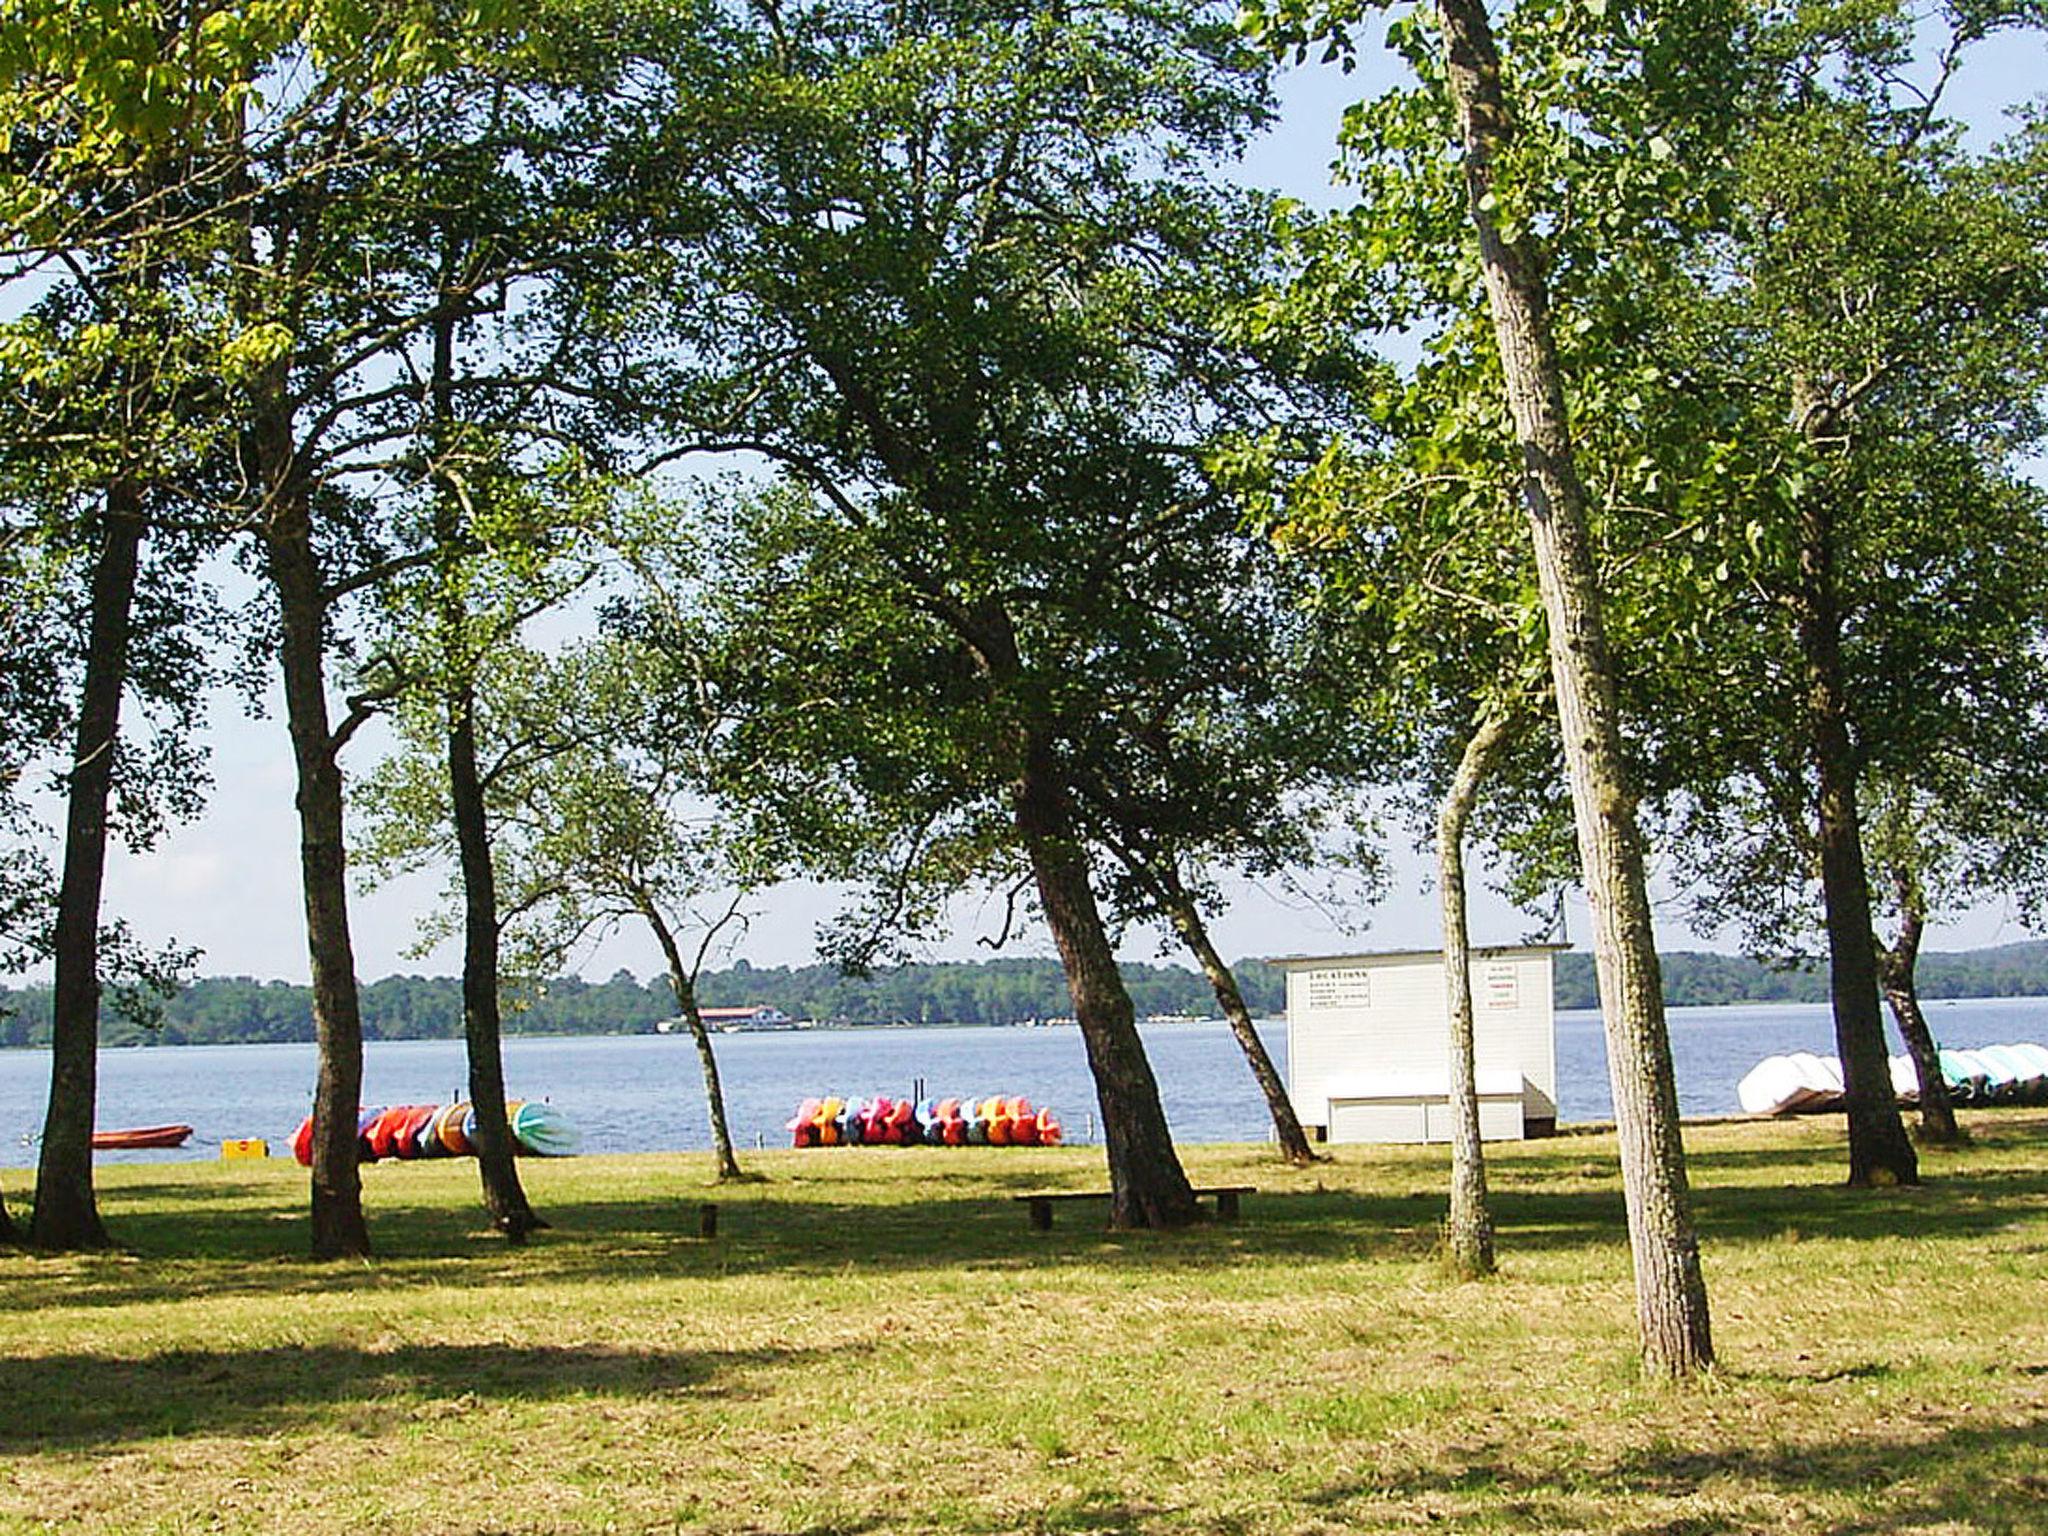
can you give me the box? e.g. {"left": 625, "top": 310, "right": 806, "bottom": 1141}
{"left": 1272, "top": 946, "right": 1563, "bottom": 1143}
{"left": 657, "top": 1005, "right": 793, "bottom": 1033}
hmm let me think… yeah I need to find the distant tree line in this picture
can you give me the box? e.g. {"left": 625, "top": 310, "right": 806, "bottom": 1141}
{"left": 9, "top": 942, "right": 2048, "bottom": 1049}
{"left": 0, "top": 958, "right": 1291, "bottom": 1049}
{"left": 1554, "top": 944, "right": 2048, "bottom": 1011}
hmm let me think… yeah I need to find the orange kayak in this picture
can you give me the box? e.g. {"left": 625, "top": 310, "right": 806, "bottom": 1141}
{"left": 92, "top": 1124, "right": 193, "bottom": 1150}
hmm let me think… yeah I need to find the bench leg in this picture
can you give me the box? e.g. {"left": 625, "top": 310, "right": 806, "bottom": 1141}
{"left": 1028, "top": 1197, "right": 1053, "bottom": 1232}
{"left": 1214, "top": 1190, "right": 1240, "bottom": 1222}
{"left": 700, "top": 1203, "right": 719, "bottom": 1239}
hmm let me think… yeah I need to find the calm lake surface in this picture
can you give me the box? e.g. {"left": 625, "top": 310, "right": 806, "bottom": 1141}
{"left": 7, "top": 995, "right": 2048, "bottom": 1166}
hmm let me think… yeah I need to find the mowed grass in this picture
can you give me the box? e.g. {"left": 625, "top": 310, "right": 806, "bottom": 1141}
{"left": 2, "top": 1114, "right": 2045, "bottom": 1535}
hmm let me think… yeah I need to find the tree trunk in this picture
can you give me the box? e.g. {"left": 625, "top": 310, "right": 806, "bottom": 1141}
{"left": 641, "top": 902, "right": 745, "bottom": 1182}
{"left": 257, "top": 399, "right": 371, "bottom": 1260}
{"left": 429, "top": 299, "right": 543, "bottom": 1240}
{"left": 1877, "top": 867, "right": 1958, "bottom": 1145}
{"left": 1438, "top": 711, "right": 1510, "bottom": 1280}
{"left": 1794, "top": 488, "right": 1918, "bottom": 1187}
{"left": 1016, "top": 738, "right": 1199, "bottom": 1228}
{"left": 1160, "top": 878, "right": 1318, "bottom": 1165}
{"left": 31, "top": 481, "right": 143, "bottom": 1251}
{"left": 1435, "top": 0, "right": 1712, "bottom": 1376}
{"left": 0, "top": 1181, "right": 16, "bottom": 1244}
{"left": 450, "top": 681, "right": 545, "bottom": 1238}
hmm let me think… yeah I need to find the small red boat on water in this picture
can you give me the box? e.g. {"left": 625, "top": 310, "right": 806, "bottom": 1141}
{"left": 91, "top": 1124, "right": 193, "bottom": 1150}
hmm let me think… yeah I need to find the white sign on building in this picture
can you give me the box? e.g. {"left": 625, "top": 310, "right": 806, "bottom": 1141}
{"left": 1274, "top": 946, "right": 1564, "bottom": 1144}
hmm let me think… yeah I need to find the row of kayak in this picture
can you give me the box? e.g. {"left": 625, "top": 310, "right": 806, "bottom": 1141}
{"left": 290, "top": 1100, "right": 582, "bottom": 1165}
{"left": 788, "top": 1094, "right": 1063, "bottom": 1147}
{"left": 1737, "top": 1041, "right": 2048, "bottom": 1116}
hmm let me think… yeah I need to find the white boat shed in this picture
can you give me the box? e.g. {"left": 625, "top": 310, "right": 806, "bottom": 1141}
{"left": 1274, "top": 946, "right": 1565, "bottom": 1143}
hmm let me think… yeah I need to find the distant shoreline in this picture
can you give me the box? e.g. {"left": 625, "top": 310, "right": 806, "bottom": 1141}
{"left": 6, "top": 943, "right": 2048, "bottom": 1049}
{"left": 3, "top": 992, "right": 2048, "bottom": 1053}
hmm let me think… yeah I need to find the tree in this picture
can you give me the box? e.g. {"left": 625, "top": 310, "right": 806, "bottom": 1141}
{"left": 208, "top": 0, "right": 665, "bottom": 1254}
{"left": 1245, "top": 0, "right": 1720, "bottom": 1371}
{"left": 497, "top": 633, "right": 752, "bottom": 1182}
{"left": 1, "top": 0, "right": 249, "bottom": 1249}
{"left": 626, "top": 0, "right": 1305, "bottom": 1225}
{"left": 1621, "top": 7, "right": 2048, "bottom": 1179}
{"left": 1434, "top": 708, "right": 1513, "bottom": 1277}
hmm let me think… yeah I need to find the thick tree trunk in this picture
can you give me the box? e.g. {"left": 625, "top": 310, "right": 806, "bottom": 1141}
{"left": 1877, "top": 869, "right": 1958, "bottom": 1145}
{"left": 642, "top": 903, "right": 745, "bottom": 1182}
{"left": 1436, "top": 0, "right": 1712, "bottom": 1376}
{"left": 258, "top": 401, "right": 371, "bottom": 1260}
{"left": 449, "top": 682, "right": 545, "bottom": 1238}
{"left": 0, "top": 1185, "right": 14, "bottom": 1244}
{"left": 1438, "top": 712, "right": 1510, "bottom": 1280}
{"left": 1794, "top": 491, "right": 1918, "bottom": 1187}
{"left": 31, "top": 481, "right": 143, "bottom": 1251}
{"left": 1161, "top": 880, "right": 1318, "bottom": 1165}
{"left": 1016, "top": 739, "right": 1199, "bottom": 1228}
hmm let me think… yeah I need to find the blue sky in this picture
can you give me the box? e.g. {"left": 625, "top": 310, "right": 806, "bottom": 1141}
{"left": 26, "top": 27, "right": 2048, "bottom": 987}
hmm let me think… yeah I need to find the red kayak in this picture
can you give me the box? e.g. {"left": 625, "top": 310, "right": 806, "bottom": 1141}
{"left": 91, "top": 1124, "right": 193, "bottom": 1150}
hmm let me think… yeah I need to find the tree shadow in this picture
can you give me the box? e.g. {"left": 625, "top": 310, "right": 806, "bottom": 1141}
{"left": 6, "top": 1142, "right": 2043, "bottom": 1315}
{"left": 1292, "top": 1412, "right": 2048, "bottom": 1535}
{"left": 0, "top": 1337, "right": 858, "bottom": 1452}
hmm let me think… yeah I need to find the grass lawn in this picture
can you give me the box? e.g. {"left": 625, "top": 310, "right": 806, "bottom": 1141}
{"left": 2, "top": 1112, "right": 2045, "bottom": 1534}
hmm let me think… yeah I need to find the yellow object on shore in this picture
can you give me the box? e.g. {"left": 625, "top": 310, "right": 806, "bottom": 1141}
{"left": 220, "top": 1138, "right": 268, "bottom": 1160}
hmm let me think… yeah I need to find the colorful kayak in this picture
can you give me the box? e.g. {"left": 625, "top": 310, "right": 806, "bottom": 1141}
{"left": 788, "top": 1092, "right": 1061, "bottom": 1149}
{"left": 91, "top": 1124, "right": 193, "bottom": 1151}
{"left": 290, "top": 1099, "right": 581, "bottom": 1165}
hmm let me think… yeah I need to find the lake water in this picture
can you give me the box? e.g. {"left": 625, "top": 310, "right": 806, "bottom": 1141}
{"left": 6, "top": 995, "right": 2048, "bottom": 1167}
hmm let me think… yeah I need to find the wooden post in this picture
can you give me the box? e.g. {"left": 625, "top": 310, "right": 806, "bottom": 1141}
{"left": 699, "top": 1203, "right": 718, "bottom": 1239}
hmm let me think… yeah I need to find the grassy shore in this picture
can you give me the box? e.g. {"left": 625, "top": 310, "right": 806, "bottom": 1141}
{"left": 3, "top": 1114, "right": 2045, "bottom": 1535}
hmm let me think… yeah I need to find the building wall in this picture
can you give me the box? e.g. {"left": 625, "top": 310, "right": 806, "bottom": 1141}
{"left": 1284, "top": 948, "right": 1559, "bottom": 1143}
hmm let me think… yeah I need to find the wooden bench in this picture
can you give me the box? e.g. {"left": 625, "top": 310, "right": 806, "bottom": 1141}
{"left": 1013, "top": 1185, "right": 1253, "bottom": 1231}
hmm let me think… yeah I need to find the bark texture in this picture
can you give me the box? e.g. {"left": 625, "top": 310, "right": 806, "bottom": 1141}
{"left": 644, "top": 903, "right": 746, "bottom": 1182}
{"left": 1162, "top": 879, "right": 1318, "bottom": 1165}
{"left": 1876, "top": 868, "right": 1959, "bottom": 1145}
{"left": 430, "top": 301, "right": 543, "bottom": 1240}
{"left": 31, "top": 481, "right": 143, "bottom": 1251}
{"left": 1436, "top": 0, "right": 1712, "bottom": 1375}
{"left": 0, "top": 1186, "right": 14, "bottom": 1245}
{"left": 1438, "top": 713, "right": 1510, "bottom": 1279}
{"left": 1017, "top": 740, "right": 1199, "bottom": 1228}
{"left": 450, "top": 683, "right": 545, "bottom": 1237}
{"left": 258, "top": 396, "right": 371, "bottom": 1260}
{"left": 1794, "top": 488, "right": 1918, "bottom": 1186}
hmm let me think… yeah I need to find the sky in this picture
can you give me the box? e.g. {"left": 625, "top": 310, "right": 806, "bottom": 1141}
{"left": 18, "top": 24, "right": 2048, "bottom": 988}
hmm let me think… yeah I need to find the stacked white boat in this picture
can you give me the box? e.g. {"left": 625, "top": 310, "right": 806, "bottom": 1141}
{"left": 1738, "top": 1042, "right": 2048, "bottom": 1116}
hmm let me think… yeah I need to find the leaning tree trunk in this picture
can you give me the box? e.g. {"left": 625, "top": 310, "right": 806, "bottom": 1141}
{"left": 1160, "top": 877, "right": 1318, "bottom": 1165}
{"left": 1794, "top": 486, "right": 1918, "bottom": 1187}
{"left": 1436, "top": 0, "right": 1712, "bottom": 1376}
{"left": 257, "top": 392, "right": 371, "bottom": 1260}
{"left": 642, "top": 903, "right": 745, "bottom": 1182}
{"left": 1877, "top": 867, "right": 1958, "bottom": 1146}
{"left": 31, "top": 481, "right": 143, "bottom": 1251}
{"left": 449, "top": 682, "right": 545, "bottom": 1238}
{"left": 1438, "top": 711, "right": 1511, "bottom": 1280}
{"left": 1016, "top": 738, "right": 1199, "bottom": 1229}
{"left": 429, "top": 299, "right": 543, "bottom": 1240}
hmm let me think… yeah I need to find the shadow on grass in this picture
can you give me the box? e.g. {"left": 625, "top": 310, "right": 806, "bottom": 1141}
{"left": 5, "top": 1151, "right": 2042, "bottom": 1321}
{"left": 4, "top": 1119, "right": 2043, "bottom": 1319}
{"left": 0, "top": 1336, "right": 855, "bottom": 1452}
{"left": 1290, "top": 1413, "right": 2048, "bottom": 1536}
